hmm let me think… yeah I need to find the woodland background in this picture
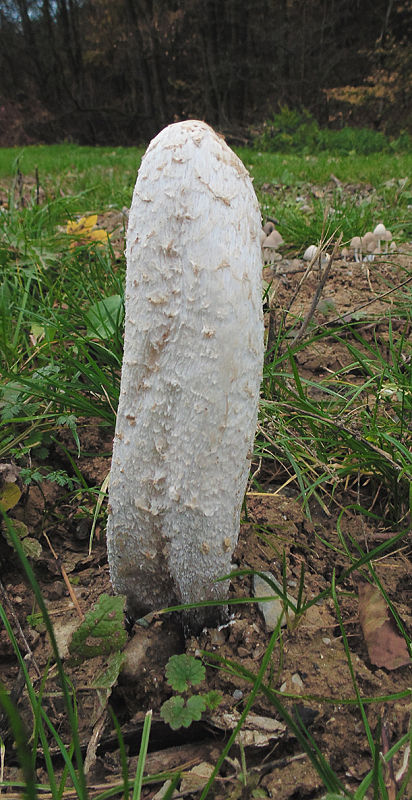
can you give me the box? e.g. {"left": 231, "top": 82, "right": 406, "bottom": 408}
{"left": 0, "top": 0, "right": 411, "bottom": 147}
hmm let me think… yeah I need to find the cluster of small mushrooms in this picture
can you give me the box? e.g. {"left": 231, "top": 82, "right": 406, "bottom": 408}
{"left": 344, "top": 223, "right": 395, "bottom": 262}
{"left": 261, "top": 220, "right": 396, "bottom": 265}
{"left": 260, "top": 220, "right": 283, "bottom": 265}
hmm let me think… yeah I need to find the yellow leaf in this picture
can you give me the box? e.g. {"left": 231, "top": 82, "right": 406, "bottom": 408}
{"left": 0, "top": 482, "right": 22, "bottom": 512}
{"left": 66, "top": 215, "right": 98, "bottom": 235}
{"left": 90, "top": 229, "right": 109, "bottom": 242}
{"left": 82, "top": 215, "right": 98, "bottom": 229}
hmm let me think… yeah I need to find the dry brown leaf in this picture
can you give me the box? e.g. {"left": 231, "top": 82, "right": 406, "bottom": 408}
{"left": 358, "top": 582, "right": 411, "bottom": 670}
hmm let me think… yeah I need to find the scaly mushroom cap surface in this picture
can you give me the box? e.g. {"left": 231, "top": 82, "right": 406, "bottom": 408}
{"left": 107, "top": 120, "right": 264, "bottom": 627}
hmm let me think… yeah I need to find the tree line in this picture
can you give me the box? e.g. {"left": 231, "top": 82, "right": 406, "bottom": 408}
{"left": 0, "top": 0, "right": 410, "bottom": 146}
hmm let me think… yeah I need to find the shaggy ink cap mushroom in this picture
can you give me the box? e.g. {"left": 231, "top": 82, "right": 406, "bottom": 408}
{"left": 106, "top": 120, "right": 264, "bottom": 634}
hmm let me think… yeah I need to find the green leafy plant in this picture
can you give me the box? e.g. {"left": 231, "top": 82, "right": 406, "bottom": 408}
{"left": 69, "top": 593, "right": 127, "bottom": 663}
{"left": 255, "top": 106, "right": 405, "bottom": 155}
{"left": 160, "top": 654, "right": 221, "bottom": 731}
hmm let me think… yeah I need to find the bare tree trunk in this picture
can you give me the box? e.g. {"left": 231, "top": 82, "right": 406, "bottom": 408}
{"left": 124, "top": 0, "right": 158, "bottom": 132}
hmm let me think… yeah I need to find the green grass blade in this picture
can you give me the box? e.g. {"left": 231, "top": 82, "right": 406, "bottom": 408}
{"left": 0, "top": 684, "right": 37, "bottom": 800}
{"left": 0, "top": 511, "right": 89, "bottom": 800}
{"left": 132, "top": 709, "right": 152, "bottom": 800}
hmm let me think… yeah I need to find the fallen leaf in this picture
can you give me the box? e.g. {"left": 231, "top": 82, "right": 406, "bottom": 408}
{"left": 210, "top": 709, "right": 286, "bottom": 747}
{"left": 358, "top": 582, "right": 410, "bottom": 670}
{"left": 0, "top": 463, "right": 22, "bottom": 511}
{"left": 180, "top": 762, "right": 214, "bottom": 794}
{"left": 0, "top": 481, "right": 21, "bottom": 511}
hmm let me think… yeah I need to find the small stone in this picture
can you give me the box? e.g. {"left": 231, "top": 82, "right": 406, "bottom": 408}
{"left": 209, "top": 629, "right": 226, "bottom": 647}
{"left": 233, "top": 689, "right": 243, "bottom": 700}
{"left": 291, "top": 672, "right": 304, "bottom": 689}
{"left": 253, "top": 573, "right": 296, "bottom": 632}
{"left": 47, "top": 581, "right": 65, "bottom": 600}
{"left": 322, "top": 637, "right": 331, "bottom": 645}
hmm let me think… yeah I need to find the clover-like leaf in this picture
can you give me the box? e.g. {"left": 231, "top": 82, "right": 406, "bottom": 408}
{"left": 161, "top": 694, "right": 206, "bottom": 730}
{"left": 186, "top": 694, "right": 206, "bottom": 721}
{"left": 165, "top": 654, "right": 205, "bottom": 692}
{"left": 202, "top": 690, "right": 222, "bottom": 711}
{"left": 160, "top": 696, "right": 191, "bottom": 730}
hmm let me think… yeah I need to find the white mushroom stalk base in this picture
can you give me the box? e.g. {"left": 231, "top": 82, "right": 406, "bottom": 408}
{"left": 107, "top": 120, "right": 264, "bottom": 631}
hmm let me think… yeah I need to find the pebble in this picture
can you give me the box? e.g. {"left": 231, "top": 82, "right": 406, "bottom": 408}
{"left": 291, "top": 672, "right": 304, "bottom": 689}
{"left": 253, "top": 572, "right": 296, "bottom": 632}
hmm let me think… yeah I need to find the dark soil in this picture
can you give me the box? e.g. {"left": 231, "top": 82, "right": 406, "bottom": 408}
{"left": 1, "top": 239, "right": 411, "bottom": 799}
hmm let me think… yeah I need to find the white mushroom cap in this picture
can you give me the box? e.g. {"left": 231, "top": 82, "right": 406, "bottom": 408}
{"left": 373, "top": 223, "right": 387, "bottom": 237}
{"left": 303, "top": 244, "right": 318, "bottom": 261}
{"left": 262, "top": 229, "right": 283, "bottom": 248}
{"left": 381, "top": 229, "right": 393, "bottom": 254}
{"left": 373, "top": 223, "right": 388, "bottom": 253}
{"left": 361, "top": 231, "right": 376, "bottom": 246}
{"left": 262, "top": 229, "right": 283, "bottom": 265}
{"left": 361, "top": 232, "right": 378, "bottom": 253}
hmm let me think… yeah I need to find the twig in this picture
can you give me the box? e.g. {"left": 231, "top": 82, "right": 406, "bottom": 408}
{"left": 285, "top": 214, "right": 338, "bottom": 320}
{"left": 84, "top": 710, "right": 107, "bottom": 775}
{"left": 43, "top": 533, "right": 84, "bottom": 620}
{"left": 291, "top": 235, "right": 341, "bottom": 345}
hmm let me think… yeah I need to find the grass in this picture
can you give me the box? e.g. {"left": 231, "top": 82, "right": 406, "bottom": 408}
{"left": 0, "top": 139, "right": 411, "bottom": 799}
{"left": 0, "top": 144, "right": 145, "bottom": 211}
